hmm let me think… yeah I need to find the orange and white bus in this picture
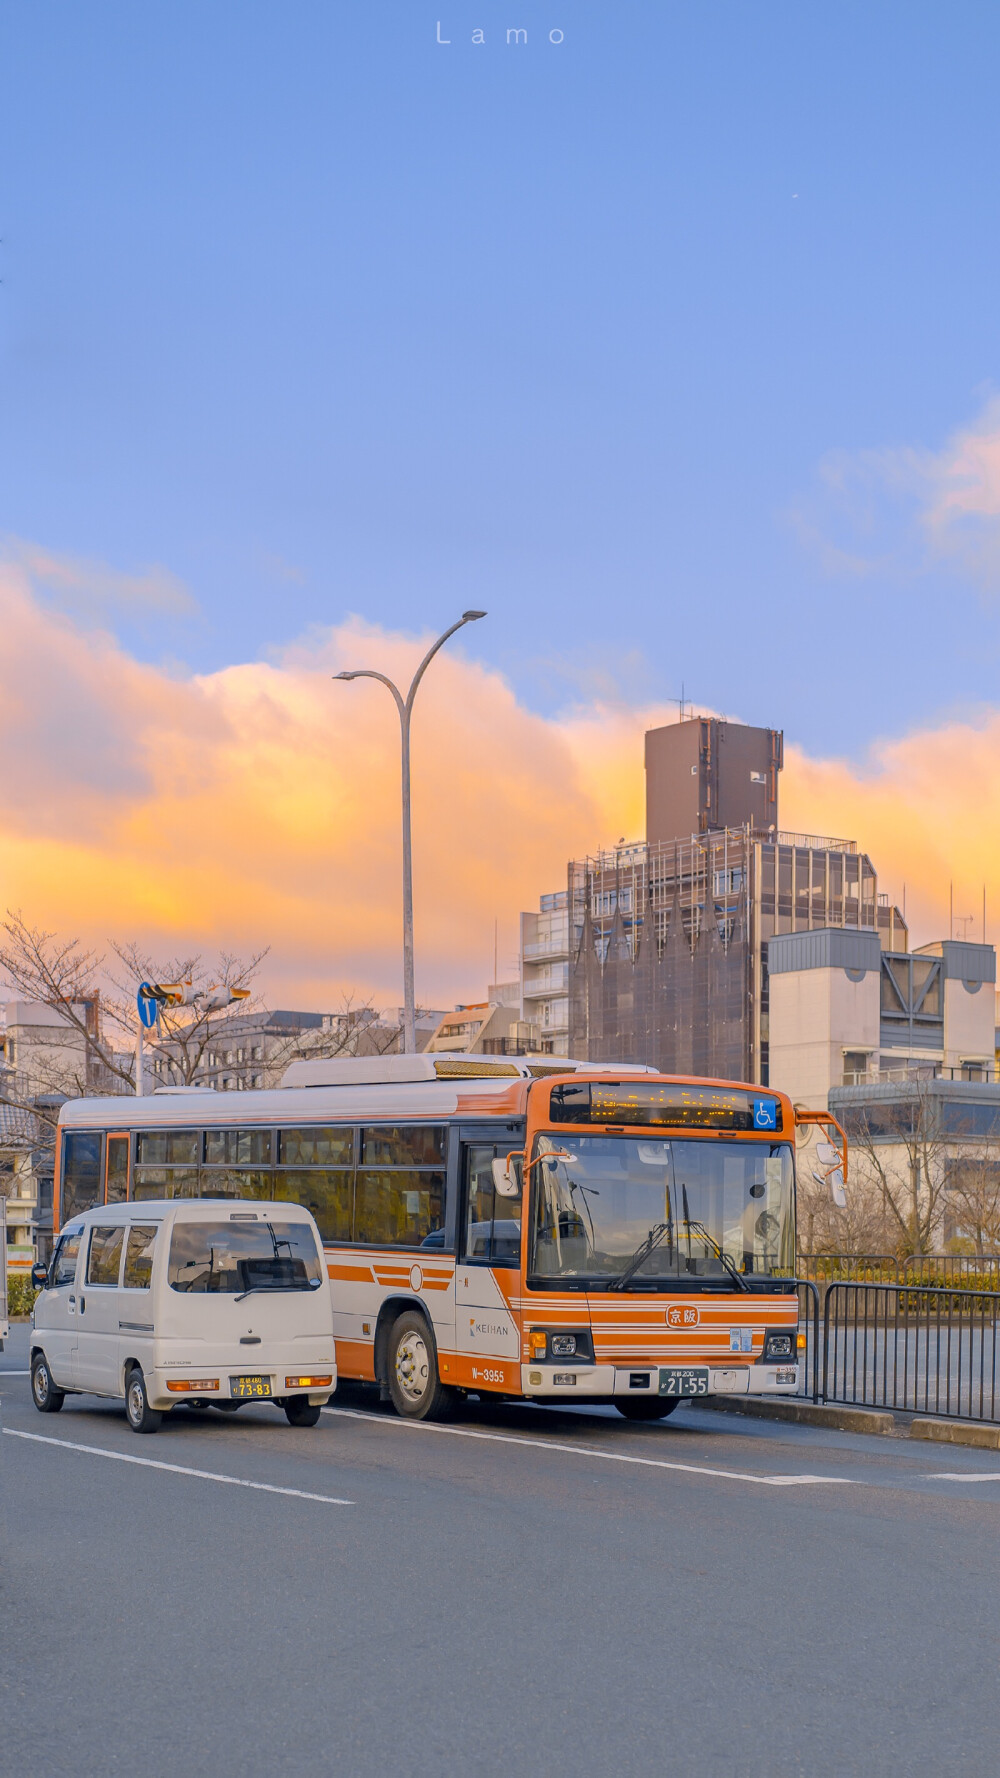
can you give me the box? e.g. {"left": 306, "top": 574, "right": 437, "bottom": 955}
{"left": 53, "top": 1056, "right": 844, "bottom": 1422}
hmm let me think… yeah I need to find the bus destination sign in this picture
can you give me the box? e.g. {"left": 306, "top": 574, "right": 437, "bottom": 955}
{"left": 548, "top": 1081, "right": 783, "bottom": 1133}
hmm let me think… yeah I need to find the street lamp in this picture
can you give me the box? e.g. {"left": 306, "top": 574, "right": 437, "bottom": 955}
{"left": 334, "top": 610, "right": 487, "bottom": 1053}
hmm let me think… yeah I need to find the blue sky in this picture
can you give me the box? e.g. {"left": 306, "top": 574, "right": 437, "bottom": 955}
{"left": 4, "top": 1, "right": 1000, "bottom": 757}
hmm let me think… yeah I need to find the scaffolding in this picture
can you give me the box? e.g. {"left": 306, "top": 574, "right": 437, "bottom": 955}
{"left": 569, "top": 827, "right": 889, "bottom": 1085}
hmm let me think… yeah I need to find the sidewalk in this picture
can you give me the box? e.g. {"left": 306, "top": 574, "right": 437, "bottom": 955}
{"left": 692, "top": 1394, "right": 1000, "bottom": 1449}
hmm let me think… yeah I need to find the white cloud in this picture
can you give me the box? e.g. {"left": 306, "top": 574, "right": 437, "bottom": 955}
{"left": 3, "top": 537, "right": 198, "bottom": 620}
{"left": 793, "top": 395, "right": 1000, "bottom": 591}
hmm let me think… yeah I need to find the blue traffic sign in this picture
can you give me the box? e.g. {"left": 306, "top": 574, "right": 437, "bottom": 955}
{"left": 752, "top": 1097, "right": 778, "bottom": 1131}
{"left": 137, "top": 984, "right": 160, "bottom": 1029}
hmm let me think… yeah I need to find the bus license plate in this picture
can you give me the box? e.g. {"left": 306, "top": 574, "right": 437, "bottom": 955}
{"left": 659, "top": 1367, "right": 709, "bottom": 1398}
{"left": 230, "top": 1375, "right": 272, "bottom": 1399}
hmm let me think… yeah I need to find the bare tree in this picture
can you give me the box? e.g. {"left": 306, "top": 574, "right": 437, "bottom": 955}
{"left": 844, "top": 1084, "right": 956, "bottom": 1258}
{"left": 107, "top": 940, "right": 269, "bottom": 1087}
{"left": 0, "top": 912, "right": 416, "bottom": 1114}
{"left": 936, "top": 1128, "right": 1000, "bottom": 1253}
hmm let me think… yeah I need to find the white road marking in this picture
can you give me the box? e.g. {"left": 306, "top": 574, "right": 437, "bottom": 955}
{"left": 323, "top": 1406, "right": 856, "bottom": 1487}
{"left": 926, "top": 1472, "right": 1000, "bottom": 1483}
{"left": 0, "top": 1369, "right": 30, "bottom": 1376}
{"left": 3, "top": 1428, "right": 353, "bottom": 1505}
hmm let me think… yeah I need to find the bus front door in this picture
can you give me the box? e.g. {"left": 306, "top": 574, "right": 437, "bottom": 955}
{"left": 454, "top": 1142, "right": 522, "bottom": 1394}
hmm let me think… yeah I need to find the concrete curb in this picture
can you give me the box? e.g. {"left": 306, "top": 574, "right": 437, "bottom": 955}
{"left": 691, "top": 1396, "right": 896, "bottom": 1435}
{"left": 694, "top": 1394, "right": 1000, "bottom": 1450}
{"left": 908, "top": 1417, "right": 1000, "bottom": 1449}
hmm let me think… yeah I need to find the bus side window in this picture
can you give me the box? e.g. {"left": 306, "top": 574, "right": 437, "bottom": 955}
{"left": 60, "top": 1132, "right": 104, "bottom": 1223}
{"left": 106, "top": 1135, "right": 130, "bottom": 1203}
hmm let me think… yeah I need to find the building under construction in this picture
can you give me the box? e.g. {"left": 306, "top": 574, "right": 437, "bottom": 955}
{"left": 564, "top": 717, "right": 906, "bottom": 1085}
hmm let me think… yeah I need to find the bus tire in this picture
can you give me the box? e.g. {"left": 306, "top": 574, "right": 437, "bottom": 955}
{"left": 284, "top": 1396, "right": 321, "bottom": 1428}
{"left": 31, "top": 1352, "right": 65, "bottom": 1414}
{"left": 386, "top": 1310, "right": 457, "bottom": 1422}
{"left": 125, "top": 1365, "right": 163, "bottom": 1435}
{"left": 615, "top": 1397, "right": 680, "bottom": 1421}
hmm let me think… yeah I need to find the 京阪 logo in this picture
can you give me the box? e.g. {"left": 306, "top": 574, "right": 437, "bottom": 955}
{"left": 470, "top": 1317, "right": 508, "bottom": 1339}
{"left": 666, "top": 1305, "right": 699, "bottom": 1328}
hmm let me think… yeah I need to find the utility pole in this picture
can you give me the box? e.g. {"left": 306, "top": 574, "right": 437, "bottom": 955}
{"left": 334, "top": 610, "right": 487, "bottom": 1052}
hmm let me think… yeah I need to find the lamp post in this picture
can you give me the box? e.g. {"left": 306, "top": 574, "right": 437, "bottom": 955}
{"left": 334, "top": 610, "right": 487, "bottom": 1053}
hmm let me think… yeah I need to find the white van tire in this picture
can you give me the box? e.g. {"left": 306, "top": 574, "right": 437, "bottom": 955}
{"left": 283, "top": 1397, "right": 321, "bottom": 1428}
{"left": 31, "top": 1353, "right": 65, "bottom": 1414}
{"left": 386, "top": 1310, "right": 458, "bottom": 1422}
{"left": 125, "top": 1366, "right": 163, "bottom": 1435}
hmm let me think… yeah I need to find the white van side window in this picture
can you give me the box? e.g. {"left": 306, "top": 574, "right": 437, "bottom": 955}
{"left": 87, "top": 1225, "right": 124, "bottom": 1287}
{"left": 123, "top": 1225, "right": 158, "bottom": 1290}
{"left": 51, "top": 1227, "right": 83, "bottom": 1288}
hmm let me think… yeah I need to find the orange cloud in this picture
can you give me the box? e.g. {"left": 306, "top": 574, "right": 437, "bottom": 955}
{"left": 0, "top": 562, "right": 996, "bottom": 1012}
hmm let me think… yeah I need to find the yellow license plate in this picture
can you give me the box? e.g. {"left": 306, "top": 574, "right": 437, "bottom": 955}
{"left": 230, "top": 1375, "right": 272, "bottom": 1399}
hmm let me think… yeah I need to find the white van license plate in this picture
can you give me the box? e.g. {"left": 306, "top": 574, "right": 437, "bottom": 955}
{"left": 231, "top": 1375, "right": 272, "bottom": 1399}
{"left": 659, "top": 1367, "right": 709, "bottom": 1397}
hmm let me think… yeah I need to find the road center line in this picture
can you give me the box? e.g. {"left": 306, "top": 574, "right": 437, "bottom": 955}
{"left": 323, "top": 1407, "right": 856, "bottom": 1487}
{"left": 3, "top": 1428, "right": 354, "bottom": 1505}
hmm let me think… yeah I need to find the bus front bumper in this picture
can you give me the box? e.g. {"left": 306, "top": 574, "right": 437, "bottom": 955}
{"left": 520, "top": 1363, "right": 801, "bottom": 1399}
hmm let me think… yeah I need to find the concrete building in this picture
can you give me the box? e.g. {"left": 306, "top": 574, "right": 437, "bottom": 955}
{"left": 0, "top": 1000, "right": 127, "bottom": 1263}
{"left": 768, "top": 933, "right": 996, "bottom": 1109}
{"left": 427, "top": 985, "right": 535, "bottom": 1058}
{"left": 520, "top": 891, "right": 570, "bottom": 1055}
{"left": 519, "top": 714, "right": 908, "bottom": 1086}
{"left": 645, "top": 717, "right": 782, "bottom": 843}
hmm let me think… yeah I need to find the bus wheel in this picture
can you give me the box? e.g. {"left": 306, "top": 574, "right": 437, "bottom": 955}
{"left": 387, "top": 1311, "right": 457, "bottom": 1422}
{"left": 31, "top": 1353, "right": 65, "bottom": 1414}
{"left": 615, "top": 1398, "right": 680, "bottom": 1421}
{"left": 125, "top": 1366, "right": 163, "bottom": 1435}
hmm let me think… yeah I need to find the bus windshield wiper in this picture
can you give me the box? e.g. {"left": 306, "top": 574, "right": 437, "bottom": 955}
{"left": 679, "top": 1217, "right": 750, "bottom": 1292}
{"left": 608, "top": 1222, "right": 672, "bottom": 1291}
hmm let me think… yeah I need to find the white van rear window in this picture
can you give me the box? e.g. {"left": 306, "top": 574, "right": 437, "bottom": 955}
{"left": 167, "top": 1220, "right": 324, "bottom": 1296}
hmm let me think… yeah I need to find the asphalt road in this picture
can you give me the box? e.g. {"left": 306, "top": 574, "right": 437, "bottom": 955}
{"left": 4, "top": 1322, "right": 1000, "bottom": 1778}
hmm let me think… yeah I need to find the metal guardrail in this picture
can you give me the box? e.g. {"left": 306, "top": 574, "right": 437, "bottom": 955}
{"left": 901, "top": 1254, "right": 1000, "bottom": 1288}
{"left": 797, "top": 1253, "right": 900, "bottom": 1284}
{"left": 796, "top": 1279, "right": 821, "bottom": 1403}
{"left": 821, "top": 1283, "right": 1000, "bottom": 1423}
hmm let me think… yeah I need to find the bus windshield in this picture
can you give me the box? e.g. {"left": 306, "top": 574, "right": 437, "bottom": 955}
{"left": 528, "top": 1134, "right": 795, "bottom": 1285}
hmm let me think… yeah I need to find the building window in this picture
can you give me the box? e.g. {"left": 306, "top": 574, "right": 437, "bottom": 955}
{"left": 842, "top": 1051, "right": 870, "bottom": 1085}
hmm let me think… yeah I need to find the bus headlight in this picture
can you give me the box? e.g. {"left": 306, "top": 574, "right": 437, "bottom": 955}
{"left": 762, "top": 1331, "right": 794, "bottom": 1361}
{"left": 526, "top": 1328, "right": 594, "bottom": 1363}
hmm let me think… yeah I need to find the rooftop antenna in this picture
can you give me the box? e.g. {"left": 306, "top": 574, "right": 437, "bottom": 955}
{"left": 667, "top": 682, "right": 688, "bottom": 723}
{"left": 950, "top": 880, "right": 954, "bottom": 941}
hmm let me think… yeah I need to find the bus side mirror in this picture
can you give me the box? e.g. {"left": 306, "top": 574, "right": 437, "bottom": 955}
{"left": 812, "top": 1166, "right": 847, "bottom": 1209}
{"left": 31, "top": 1262, "right": 49, "bottom": 1289}
{"left": 492, "top": 1155, "right": 522, "bottom": 1199}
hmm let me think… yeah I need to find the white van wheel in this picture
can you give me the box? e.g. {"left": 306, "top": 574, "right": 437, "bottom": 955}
{"left": 284, "top": 1397, "right": 321, "bottom": 1428}
{"left": 31, "top": 1353, "right": 64, "bottom": 1414}
{"left": 125, "top": 1366, "right": 163, "bottom": 1435}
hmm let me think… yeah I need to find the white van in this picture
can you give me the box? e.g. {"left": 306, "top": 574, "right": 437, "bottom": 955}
{"left": 29, "top": 1200, "right": 337, "bottom": 1434}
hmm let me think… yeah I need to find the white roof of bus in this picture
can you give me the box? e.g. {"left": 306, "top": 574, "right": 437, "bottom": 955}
{"left": 57, "top": 1056, "right": 660, "bottom": 1129}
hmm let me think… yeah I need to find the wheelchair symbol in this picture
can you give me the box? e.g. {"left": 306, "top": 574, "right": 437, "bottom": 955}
{"left": 753, "top": 1098, "right": 777, "bottom": 1130}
